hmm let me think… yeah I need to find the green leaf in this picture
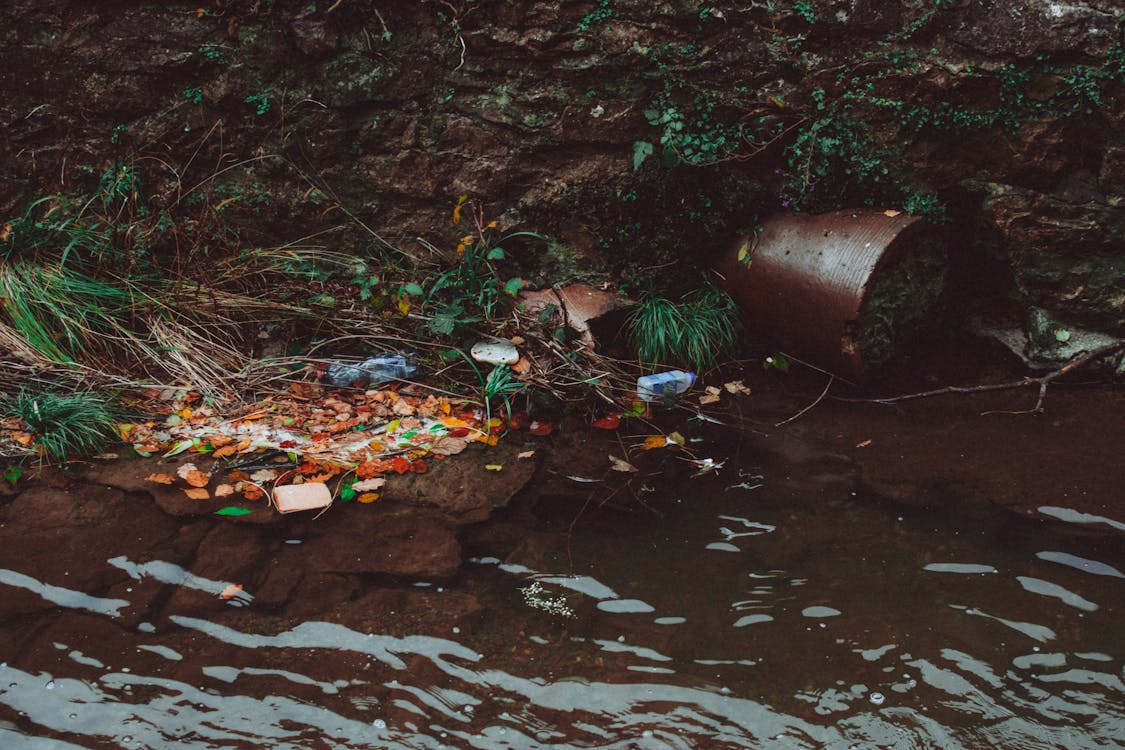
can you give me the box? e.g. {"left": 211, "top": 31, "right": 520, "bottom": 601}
{"left": 633, "top": 140, "right": 654, "bottom": 171}
{"left": 163, "top": 439, "right": 195, "bottom": 457}
{"left": 504, "top": 277, "right": 525, "bottom": 296}
{"left": 487, "top": 246, "right": 505, "bottom": 260}
{"left": 403, "top": 283, "right": 424, "bottom": 296}
{"left": 3, "top": 465, "right": 22, "bottom": 485}
{"left": 214, "top": 506, "right": 253, "bottom": 517}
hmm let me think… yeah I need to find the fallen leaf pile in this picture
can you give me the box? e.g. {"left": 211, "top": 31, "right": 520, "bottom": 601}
{"left": 124, "top": 382, "right": 548, "bottom": 510}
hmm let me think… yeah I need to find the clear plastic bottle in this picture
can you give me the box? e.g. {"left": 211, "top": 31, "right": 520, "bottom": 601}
{"left": 359, "top": 354, "right": 417, "bottom": 383}
{"left": 636, "top": 370, "right": 696, "bottom": 402}
{"left": 322, "top": 354, "right": 418, "bottom": 387}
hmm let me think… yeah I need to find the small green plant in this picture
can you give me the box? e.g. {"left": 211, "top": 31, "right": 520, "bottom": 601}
{"left": 7, "top": 390, "right": 118, "bottom": 462}
{"left": 197, "top": 42, "right": 226, "bottom": 64}
{"left": 483, "top": 364, "right": 525, "bottom": 424}
{"left": 792, "top": 0, "right": 818, "bottom": 24}
{"left": 3, "top": 465, "right": 22, "bottom": 485}
{"left": 183, "top": 87, "right": 203, "bottom": 104}
{"left": 422, "top": 198, "right": 539, "bottom": 337}
{"left": 637, "top": 87, "right": 745, "bottom": 168}
{"left": 576, "top": 0, "right": 616, "bottom": 32}
{"left": 627, "top": 282, "right": 740, "bottom": 372}
{"left": 244, "top": 93, "right": 270, "bottom": 115}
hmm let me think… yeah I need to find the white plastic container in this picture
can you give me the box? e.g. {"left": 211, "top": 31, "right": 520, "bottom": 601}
{"left": 636, "top": 371, "right": 696, "bottom": 402}
{"left": 471, "top": 340, "right": 520, "bottom": 365}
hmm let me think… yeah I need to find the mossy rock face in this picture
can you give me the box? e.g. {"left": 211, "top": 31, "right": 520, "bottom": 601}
{"left": 978, "top": 181, "right": 1125, "bottom": 335}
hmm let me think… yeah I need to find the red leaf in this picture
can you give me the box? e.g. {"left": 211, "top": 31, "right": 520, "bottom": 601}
{"left": 391, "top": 456, "right": 412, "bottom": 474}
{"left": 592, "top": 414, "right": 621, "bottom": 430}
{"left": 507, "top": 411, "right": 529, "bottom": 430}
{"left": 279, "top": 439, "right": 298, "bottom": 449}
{"left": 410, "top": 459, "right": 428, "bottom": 474}
{"left": 448, "top": 427, "right": 470, "bottom": 438}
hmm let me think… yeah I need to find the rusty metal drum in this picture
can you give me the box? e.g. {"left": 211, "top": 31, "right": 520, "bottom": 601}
{"left": 714, "top": 209, "right": 947, "bottom": 379}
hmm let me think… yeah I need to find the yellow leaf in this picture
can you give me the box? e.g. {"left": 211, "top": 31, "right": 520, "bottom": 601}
{"left": 641, "top": 435, "right": 668, "bottom": 451}
{"left": 397, "top": 297, "right": 411, "bottom": 315}
{"left": 883, "top": 209, "right": 901, "bottom": 217}
{"left": 484, "top": 464, "right": 503, "bottom": 471}
{"left": 357, "top": 492, "right": 381, "bottom": 504}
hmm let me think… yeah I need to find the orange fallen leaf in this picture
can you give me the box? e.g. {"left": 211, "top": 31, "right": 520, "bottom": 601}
{"left": 641, "top": 435, "right": 670, "bottom": 451}
{"left": 212, "top": 443, "right": 241, "bottom": 459}
{"left": 183, "top": 487, "right": 210, "bottom": 500}
{"left": 219, "top": 583, "right": 243, "bottom": 600}
{"left": 214, "top": 483, "right": 235, "bottom": 498}
{"left": 357, "top": 492, "right": 381, "bottom": 504}
{"left": 391, "top": 456, "right": 412, "bottom": 474}
{"left": 184, "top": 469, "right": 211, "bottom": 488}
{"left": 145, "top": 473, "right": 175, "bottom": 485}
{"left": 240, "top": 483, "right": 265, "bottom": 501}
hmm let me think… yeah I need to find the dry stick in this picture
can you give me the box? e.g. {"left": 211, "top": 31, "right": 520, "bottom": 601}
{"left": 775, "top": 375, "right": 834, "bottom": 427}
{"left": 867, "top": 340, "right": 1125, "bottom": 414}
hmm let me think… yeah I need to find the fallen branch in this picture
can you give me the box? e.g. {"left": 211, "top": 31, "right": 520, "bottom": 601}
{"left": 776, "top": 375, "right": 833, "bottom": 427}
{"left": 867, "top": 339, "right": 1124, "bottom": 414}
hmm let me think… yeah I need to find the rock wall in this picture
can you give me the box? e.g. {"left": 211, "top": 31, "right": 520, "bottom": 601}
{"left": 1, "top": 0, "right": 1122, "bottom": 333}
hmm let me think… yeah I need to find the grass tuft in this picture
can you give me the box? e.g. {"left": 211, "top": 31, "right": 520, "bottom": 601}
{"left": 627, "top": 282, "right": 741, "bottom": 372}
{"left": 7, "top": 390, "right": 118, "bottom": 462}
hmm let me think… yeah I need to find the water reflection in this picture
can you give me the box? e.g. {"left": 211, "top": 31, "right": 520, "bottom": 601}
{"left": 1, "top": 440, "right": 1123, "bottom": 749}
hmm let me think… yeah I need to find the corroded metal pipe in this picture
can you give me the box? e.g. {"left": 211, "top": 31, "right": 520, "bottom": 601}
{"left": 714, "top": 209, "right": 946, "bottom": 379}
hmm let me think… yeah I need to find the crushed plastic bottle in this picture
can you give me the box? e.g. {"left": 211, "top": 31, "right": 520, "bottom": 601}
{"left": 320, "top": 354, "right": 418, "bottom": 388}
{"left": 636, "top": 370, "right": 696, "bottom": 402}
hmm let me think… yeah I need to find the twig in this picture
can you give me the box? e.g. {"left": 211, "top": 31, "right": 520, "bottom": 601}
{"left": 866, "top": 340, "right": 1124, "bottom": 414}
{"left": 775, "top": 375, "right": 833, "bottom": 427}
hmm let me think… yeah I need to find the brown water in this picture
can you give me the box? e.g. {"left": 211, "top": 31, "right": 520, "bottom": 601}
{"left": 1, "top": 423, "right": 1123, "bottom": 749}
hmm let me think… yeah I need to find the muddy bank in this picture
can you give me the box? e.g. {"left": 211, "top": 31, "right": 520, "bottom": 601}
{"left": 0, "top": 354, "right": 1121, "bottom": 748}
{"left": 2, "top": 352, "right": 1119, "bottom": 627}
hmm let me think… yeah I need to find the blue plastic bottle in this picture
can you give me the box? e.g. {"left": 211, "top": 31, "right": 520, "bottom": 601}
{"left": 636, "top": 371, "right": 697, "bottom": 402}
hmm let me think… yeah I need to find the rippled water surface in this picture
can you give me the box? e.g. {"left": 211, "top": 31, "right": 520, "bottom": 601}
{"left": 2, "top": 433, "right": 1123, "bottom": 749}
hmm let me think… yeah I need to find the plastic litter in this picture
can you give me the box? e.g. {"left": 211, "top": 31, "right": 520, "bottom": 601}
{"left": 274, "top": 483, "right": 333, "bottom": 513}
{"left": 320, "top": 354, "right": 418, "bottom": 388}
{"left": 470, "top": 340, "right": 519, "bottom": 365}
{"left": 636, "top": 371, "right": 696, "bottom": 402}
